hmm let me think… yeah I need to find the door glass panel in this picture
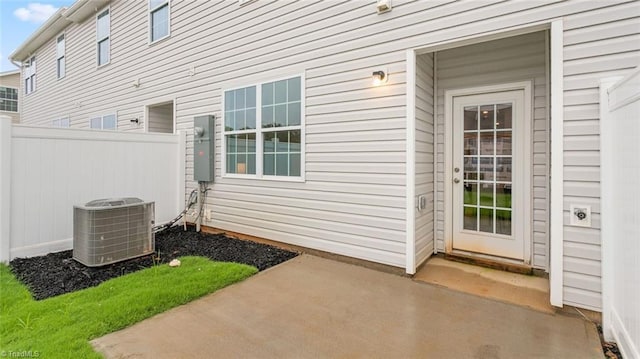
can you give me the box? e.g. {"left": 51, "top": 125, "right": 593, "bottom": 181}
{"left": 496, "top": 184, "right": 512, "bottom": 208}
{"left": 464, "top": 133, "right": 477, "bottom": 155}
{"left": 479, "top": 183, "right": 493, "bottom": 207}
{"left": 464, "top": 106, "right": 478, "bottom": 130}
{"left": 464, "top": 157, "right": 477, "bottom": 180}
{"left": 464, "top": 182, "right": 477, "bottom": 205}
{"left": 479, "top": 158, "right": 494, "bottom": 181}
{"left": 479, "top": 208, "right": 494, "bottom": 233}
{"left": 496, "top": 103, "right": 512, "bottom": 129}
{"left": 459, "top": 101, "right": 514, "bottom": 236}
{"left": 479, "top": 105, "right": 494, "bottom": 130}
{"left": 496, "top": 210, "right": 512, "bottom": 235}
{"left": 479, "top": 132, "right": 494, "bottom": 155}
{"left": 496, "top": 157, "right": 512, "bottom": 182}
{"left": 496, "top": 132, "right": 512, "bottom": 155}
{"left": 464, "top": 206, "right": 477, "bottom": 230}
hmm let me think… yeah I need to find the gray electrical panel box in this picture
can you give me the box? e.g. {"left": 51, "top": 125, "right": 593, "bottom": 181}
{"left": 193, "top": 115, "right": 215, "bottom": 182}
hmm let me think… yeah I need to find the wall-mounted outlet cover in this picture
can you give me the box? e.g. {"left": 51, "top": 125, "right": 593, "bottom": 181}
{"left": 570, "top": 204, "right": 591, "bottom": 227}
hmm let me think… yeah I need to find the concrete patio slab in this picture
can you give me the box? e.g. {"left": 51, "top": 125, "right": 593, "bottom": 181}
{"left": 92, "top": 255, "right": 603, "bottom": 359}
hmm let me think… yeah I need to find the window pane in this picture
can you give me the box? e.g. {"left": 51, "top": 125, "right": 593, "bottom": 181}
{"left": 61, "top": 118, "right": 70, "bottom": 127}
{"left": 274, "top": 104, "right": 286, "bottom": 128}
{"left": 57, "top": 35, "right": 65, "bottom": 56}
{"left": 274, "top": 80, "right": 287, "bottom": 103}
{"left": 479, "top": 157, "right": 493, "bottom": 181}
{"left": 264, "top": 154, "right": 275, "bottom": 175}
{"left": 287, "top": 102, "right": 300, "bottom": 126}
{"left": 103, "top": 115, "right": 116, "bottom": 129}
{"left": 98, "top": 39, "right": 110, "bottom": 65}
{"left": 226, "top": 154, "right": 236, "bottom": 173}
{"left": 276, "top": 154, "right": 288, "bottom": 176}
{"left": 151, "top": 4, "right": 169, "bottom": 41}
{"left": 150, "top": 0, "right": 166, "bottom": 10}
{"left": 262, "top": 82, "right": 273, "bottom": 106}
{"left": 97, "top": 10, "right": 110, "bottom": 39}
{"left": 464, "top": 132, "right": 477, "bottom": 155}
{"left": 479, "top": 132, "right": 493, "bottom": 155}
{"left": 246, "top": 108, "right": 256, "bottom": 129}
{"left": 496, "top": 183, "right": 512, "bottom": 209}
{"left": 496, "top": 131, "right": 512, "bottom": 155}
{"left": 287, "top": 77, "right": 301, "bottom": 102}
{"left": 57, "top": 57, "right": 65, "bottom": 78}
{"left": 262, "top": 105, "right": 273, "bottom": 128}
{"left": 90, "top": 117, "right": 102, "bottom": 129}
{"left": 235, "top": 110, "right": 245, "bottom": 130}
{"left": 289, "top": 153, "right": 301, "bottom": 176}
{"left": 289, "top": 130, "right": 301, "bottom": 152}
{"left": 225, "top": 91, "right": 234, "bottom": 111}
{"left": 263, "top": 132, "right": 275, "bottom": 152}
{"left": 235, "top": 88, "right": 245, "bottom": 108}
{"left": 246, "top": 86, "right": 256, "bottom": 108}
{"left": 224, "top": 111, "right": 234, "bottom": 131}
{"left": 496, "top": 157, "right": 512, "bottom": 182}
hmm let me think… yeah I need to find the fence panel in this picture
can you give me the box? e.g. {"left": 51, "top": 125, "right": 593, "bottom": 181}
{"left": 600, "top": 67, "right": 640, "bottom": 359}
{"left": 0, "top": 122, "right": 185, "bottom": 261}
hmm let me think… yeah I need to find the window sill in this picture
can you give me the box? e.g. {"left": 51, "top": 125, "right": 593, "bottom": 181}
{"left": 149, "top": 35, "right": 171, "bottom": 47}
{"left": 222, "top": 174, "right": 305, "bottom": 183}
{"left": 97, "top": 62, "right": 111, "bottom": 69}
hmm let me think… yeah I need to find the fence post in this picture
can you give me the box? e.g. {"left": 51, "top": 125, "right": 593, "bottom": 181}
{"left": 0, "top": 116, "right": 12, "bottom": 263}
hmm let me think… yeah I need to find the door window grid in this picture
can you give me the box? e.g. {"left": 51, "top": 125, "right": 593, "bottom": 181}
{"left": 462, "top": 103, "right": 513, "bottom": 235}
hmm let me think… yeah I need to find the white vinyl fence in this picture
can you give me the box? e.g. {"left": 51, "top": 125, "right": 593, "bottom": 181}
{"left": 600, "top": 68, "right": 640, "bottom": 359}
{"left": 0, "top": 118, "right": 186, "bottom": 262}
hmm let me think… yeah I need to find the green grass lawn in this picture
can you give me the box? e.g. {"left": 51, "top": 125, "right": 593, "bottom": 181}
{"left": 0, "top": 256, "right": 257, "bottom": 358}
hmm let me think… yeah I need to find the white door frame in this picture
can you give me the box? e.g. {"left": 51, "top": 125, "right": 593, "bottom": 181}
{"left": 404, "top": 19, "right": 563, "bottom": 307}
{"left": 445, "top": 82, "right": 532, "bottom": 264}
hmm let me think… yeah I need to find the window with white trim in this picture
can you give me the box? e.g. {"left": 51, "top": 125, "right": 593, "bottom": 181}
{"left": 0, "top": 87, "right": 18, "bottom": 112}
{"left": 52, "top": 118, "right": 70, "bottom": 127}
{"left": 96, "top": 9, "right": 110, "bottom": 66}
{"left": 149, "top": 0, "right": 170, "bottom": 43}
{"left": 90, "top": 114, "right": 117, "bottom": 130}
{"left": 224, "top": 76, "right": 302, "bottom": 178}
{"left": 24, "top": 56, "right": 36, "bottom": 94}
{"left": 56, "top": 34, "right": 65, "bottom": 79}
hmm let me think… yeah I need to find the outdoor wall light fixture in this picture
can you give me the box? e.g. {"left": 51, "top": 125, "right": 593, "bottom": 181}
{"left": 372, "top": 70, "right": 388, "bottom": 86}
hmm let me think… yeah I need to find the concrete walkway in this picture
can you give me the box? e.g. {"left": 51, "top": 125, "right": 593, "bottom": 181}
{"left": 92, "top": 255, "right": 603, "bottom": 358}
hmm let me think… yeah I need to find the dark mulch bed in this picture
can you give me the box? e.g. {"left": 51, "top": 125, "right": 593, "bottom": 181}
{"left": 597, "top": 325, "right": 623, "bottom": 359}
{"left": 9, "top": 226, "right": 298, "bottom": 300}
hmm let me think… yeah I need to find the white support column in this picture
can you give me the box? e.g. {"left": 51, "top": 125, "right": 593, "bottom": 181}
{"left": 405, "top": 49, "right": 417, "bottom": 274}
{"left": 549, "top": 19, "right": 564, "bottom": 307}
{"left": 0, "top": 116, "right": 12, "bottom": 262}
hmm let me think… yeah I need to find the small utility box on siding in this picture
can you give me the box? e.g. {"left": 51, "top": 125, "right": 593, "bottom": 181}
{"left": 193, "top": 115, "right": 215, "bottom": 182}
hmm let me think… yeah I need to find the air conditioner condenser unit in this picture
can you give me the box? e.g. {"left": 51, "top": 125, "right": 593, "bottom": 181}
{"left": 73, "top": 198, "right": 155, "bottom": 267}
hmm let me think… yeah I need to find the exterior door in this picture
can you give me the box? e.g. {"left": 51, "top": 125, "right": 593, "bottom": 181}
{"left": 451, "top": 89, "right": 528, "bottom": 260}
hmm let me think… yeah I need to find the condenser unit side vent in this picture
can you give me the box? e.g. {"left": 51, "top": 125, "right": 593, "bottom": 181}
{"left": 73, "top": 198, "right": 155, "bottom": 267}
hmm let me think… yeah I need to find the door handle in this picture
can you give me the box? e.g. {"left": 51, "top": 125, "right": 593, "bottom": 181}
{"left": 453, "top": 178, "right": 460, "bottom": 184}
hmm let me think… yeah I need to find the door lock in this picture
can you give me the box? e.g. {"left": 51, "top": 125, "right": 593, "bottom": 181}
{"left": 453, "top": 178, "right": 460, "bottom": 183}
{"left": 454, "top": 167, "right": 460, "bottom": 173}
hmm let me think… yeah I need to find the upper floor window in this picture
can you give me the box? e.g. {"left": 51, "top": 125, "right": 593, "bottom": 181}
{"left": 0, "top": 87, "right": 18, "bottom": 112}
{"left": 149, "top": 0, "right": 170, "bottom": 43}
{"left": 24, "top": 56, "right": 36, "bottom": 94}
{"left": 90, "top": 114, "right": 117, "bottom": 130}
{"left": 97, "top": 9, "right": 110, "bottom": 66}
{"left": 52, "top": 117, "right": 70, "bottom": 127}
{"left": 57, "top": 34, "right": 65, "bottom": 79}
{"left": 223, "top": 76, "right": 303, "bottom": 179}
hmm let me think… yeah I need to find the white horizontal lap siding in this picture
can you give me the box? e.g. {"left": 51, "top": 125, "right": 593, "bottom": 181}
{"left": 415, "top": 53, "right": 435, "bottom": 266}
{"left": 18, "top": 0, "right": 637, "bottom": 273}
{"left": 561, "top": 2, "right": 640, "bottom": 311}
{"left": 434, "top": 32, "right": 549, "bottom": 270}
